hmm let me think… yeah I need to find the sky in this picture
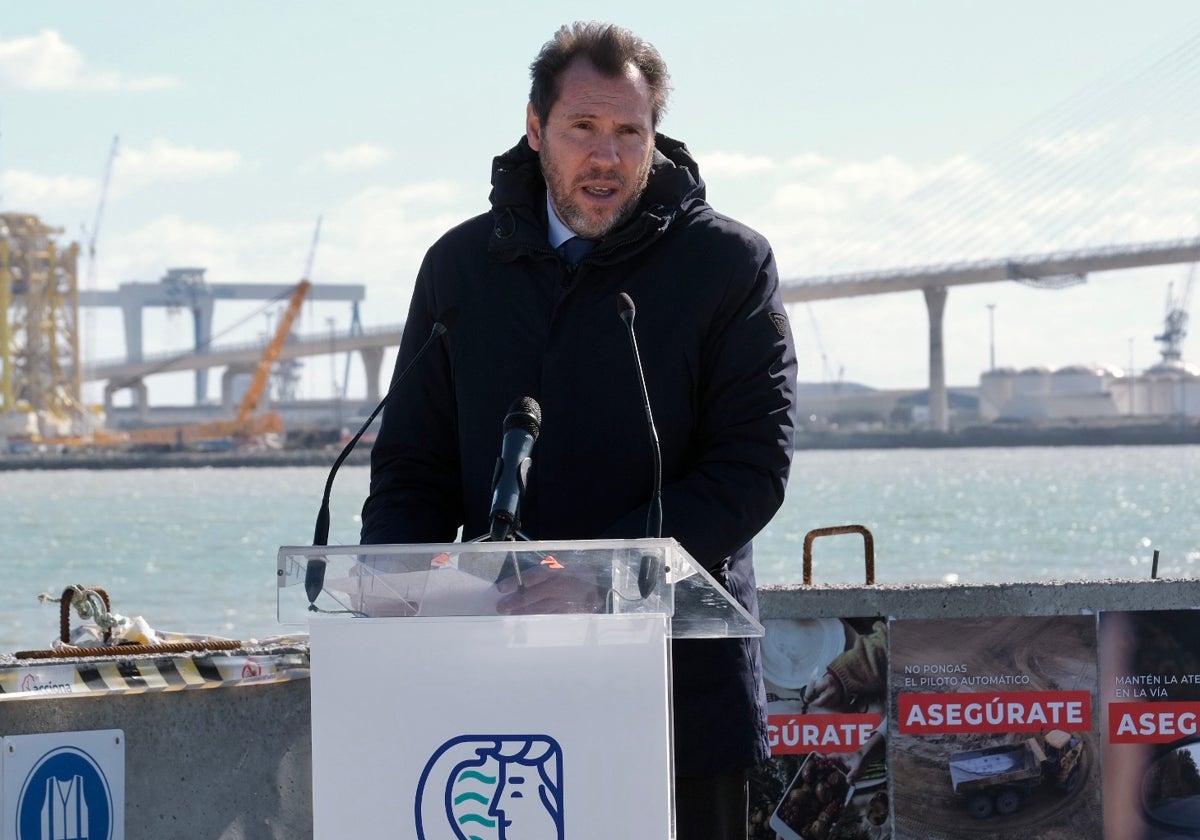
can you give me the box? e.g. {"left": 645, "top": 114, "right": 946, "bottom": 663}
{"left": 2, "top": 1, "right": 1199, "bottom": 405}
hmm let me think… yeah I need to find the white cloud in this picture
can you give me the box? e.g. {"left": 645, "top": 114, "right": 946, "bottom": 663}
{"left": 114, "top": 139, "right": 244, "bottom": 190}
{"left": 1132, "top": 141, "right": 1200, "bottom": 175}
{"left": 1024, "top": 125, "right": 1117, "bottom": 162}
{"left": 313, "top": 182, "right": 475, "bottom": 311}
{"left": 694, "top": 151, "right": 774, "bottom": 178}
{"left": 1, "top": 170, "right": 97, "bottom": 209}
{"left": 715, "top": 130, "right": 1200, "bottom": 281}
{"left": 0, "top": 30, "right": 178, "bottom": 91}
{"left": 783, "top": 152, "right": 833, "bottom": 173}
{"left": 304, "top": 144, "right": 392, "bottom": 174}
{"left": 99, "top": 179, "right": 473, "bottom": 320}
{"left": 0, "top": 139, "right": 245, "bottom": 216}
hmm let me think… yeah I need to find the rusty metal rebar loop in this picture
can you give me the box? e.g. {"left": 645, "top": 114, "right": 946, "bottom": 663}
{"left": 802, "top": 525, "right": 876, "bottom": 585}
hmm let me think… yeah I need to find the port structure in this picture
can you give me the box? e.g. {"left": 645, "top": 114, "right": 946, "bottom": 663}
{"left": 78, "top": 267, "right": 365, "bottom": 409}
{"left": 0, "top": 213, "right": 84, "bottom": 435}
{"left": 1155, "top": 266, "right": 1195, "bottom": 364}
{"left": 1, "top": 213, "right": 366, "bottom": 439}
{"left": 8, "top": 208, "right": 1197, "bottom": 439}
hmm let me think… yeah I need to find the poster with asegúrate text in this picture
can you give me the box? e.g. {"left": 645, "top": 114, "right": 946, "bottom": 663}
{"left": 749, "top": 616, "right": 891, "bottom": 840}
{"left": 1100, "top": 609, "right": 1200, "bottom": 840}
{"left": 888, "top": 614, "right": 1101, "bottom": 840}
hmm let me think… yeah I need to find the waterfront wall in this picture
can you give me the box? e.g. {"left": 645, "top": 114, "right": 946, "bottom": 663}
{"left": 0, "top": 679, "right": 311, "bottom": 839}
{"left": 1, "top": 578, "right": 1198, "bottom": 838}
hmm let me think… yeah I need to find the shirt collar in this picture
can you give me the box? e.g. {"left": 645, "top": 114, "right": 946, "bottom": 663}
{"left": 545, "top": 195, "right": 574, "bottom": 248}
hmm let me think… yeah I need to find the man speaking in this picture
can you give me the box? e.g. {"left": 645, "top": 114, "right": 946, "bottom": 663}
{"left": 361, "top": 21, "right": 797, "bottom": 840}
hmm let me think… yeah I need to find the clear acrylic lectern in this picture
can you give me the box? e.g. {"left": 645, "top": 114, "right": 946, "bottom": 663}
{"left": 277, "top": 538, "right": 763, "bottom": 839}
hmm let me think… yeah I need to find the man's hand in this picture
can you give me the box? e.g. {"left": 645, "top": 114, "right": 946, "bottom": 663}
{"left": 807, "top": 670, "right": 846, "bottom": 708}
{"left": 495, "top": 558, "right": 604, "bottom": 615}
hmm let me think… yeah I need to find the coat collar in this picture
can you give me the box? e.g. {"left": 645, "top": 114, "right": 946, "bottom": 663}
{"left": 487, "top": 134, "right": 707, "bottom": 262}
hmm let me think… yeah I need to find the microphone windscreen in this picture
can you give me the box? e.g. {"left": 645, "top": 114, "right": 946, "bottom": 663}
{"left": 617, "top": 292, "right": 636, "bottom": 322}
{"left": 504, "top": 396, "right": 542, "bottom": 438}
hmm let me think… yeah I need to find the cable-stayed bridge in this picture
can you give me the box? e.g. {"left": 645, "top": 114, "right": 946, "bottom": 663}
{"left": 85, "top": 236, "right": 1200, "bottom": 431}
{"left": 780, "top": 236, "right": 1200, "bottom": 429}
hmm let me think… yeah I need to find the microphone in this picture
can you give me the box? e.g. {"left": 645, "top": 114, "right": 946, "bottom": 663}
{"left": 617, "top": 292, "right": 664, "bottom": 598}
{"left": 488, "top": 396, "right": 542, "bottom": 542}
{"left": 306, "top": 306, "right": 459, "bottom": 609}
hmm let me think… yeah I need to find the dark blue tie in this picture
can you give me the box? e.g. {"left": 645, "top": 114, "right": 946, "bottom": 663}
{"left": 559, "top": 236, "right": 598, "bottom": 265}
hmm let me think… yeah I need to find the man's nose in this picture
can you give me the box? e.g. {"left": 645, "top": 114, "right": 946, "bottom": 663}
{"left": 588, "top": 132, "right": 620, "bottom": 164}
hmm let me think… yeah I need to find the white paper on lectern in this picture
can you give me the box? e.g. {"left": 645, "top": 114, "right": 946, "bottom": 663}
{"left": 324, "top": 566, "right": 504, "bottom": 616}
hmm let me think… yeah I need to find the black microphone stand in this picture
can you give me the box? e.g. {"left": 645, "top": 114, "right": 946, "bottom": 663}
{"left": 618, "top": 292, "right": 665, "bottom": 598}
{"left": 305, "top": 308, "right": 459, "bottom": 611}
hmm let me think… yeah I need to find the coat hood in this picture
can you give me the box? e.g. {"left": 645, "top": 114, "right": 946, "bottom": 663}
{"left": 487, "top": 133, "right": 708, "bottom": 257}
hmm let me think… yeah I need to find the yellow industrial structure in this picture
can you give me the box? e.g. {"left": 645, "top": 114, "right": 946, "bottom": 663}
{"left": 0, "top": 212, "right": 84, "bottom": 439}
{"left": 84, "top": 278, "right": 311, "bottom": 448}
{"left": 2, "top": 211, "right": 312, "bottom": 449}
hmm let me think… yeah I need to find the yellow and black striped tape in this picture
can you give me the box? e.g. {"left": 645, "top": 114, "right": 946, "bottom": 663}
{"left": 0, "top": 653, "right": 309, "bottom": 698}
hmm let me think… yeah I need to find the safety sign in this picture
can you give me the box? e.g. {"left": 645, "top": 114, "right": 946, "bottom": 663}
{"left": 1, "top": 729, "right": 125, "bottom": 840}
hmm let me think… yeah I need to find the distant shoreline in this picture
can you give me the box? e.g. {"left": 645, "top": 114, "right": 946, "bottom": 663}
{"left": 795, "top": 422, "right": 1200, "bottom": 450}
{"left": 3, "top": 423, "right": 1199, "bottom": 470}
{"left": 0, "top": 447, "right": 372, "bottom": 472}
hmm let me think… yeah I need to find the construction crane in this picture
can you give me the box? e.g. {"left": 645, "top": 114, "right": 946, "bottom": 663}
{"left": 41, "top": 279, "right": 311, "bottom": 449}
{"left": 805, "top": 302, "right": 844, "bottom": 392}
{"left": 1155, "top": 266, "right": 1195, "bottom": 364}
{"left": 77, "top": 135, "right": 119, "bottom": 430}
{"left": 82, "top": 137, "right": 119, "bottom": 369}
{"left": 233, "top": 278, "right": 309, "bottom": 426}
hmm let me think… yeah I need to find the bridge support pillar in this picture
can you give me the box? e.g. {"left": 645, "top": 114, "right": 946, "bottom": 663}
{"left": 120, "top": 302, "right": 144, "bottom": 365}
{"left": 923, "top": 286, "right": 949, "bottom": 432}
{"left": 104, "top": 379, "right": 148, "bottom": 417}
{"left": 192, "top": 299, "right": 215, "bottom": 403}
{"left": 360, "top": 348, "right": 384, "bottom": 403}
{"left": 221, "top": 364, "right": 256, "bottom": 411}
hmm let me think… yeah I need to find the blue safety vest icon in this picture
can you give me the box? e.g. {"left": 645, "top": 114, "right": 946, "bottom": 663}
{"left": 17, "top": 747, "right": 113, "bottom": 840}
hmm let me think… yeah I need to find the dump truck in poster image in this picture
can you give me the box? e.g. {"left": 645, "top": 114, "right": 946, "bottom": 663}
{"left": 948, "top": 729, "right": 1085, "bottom": 819}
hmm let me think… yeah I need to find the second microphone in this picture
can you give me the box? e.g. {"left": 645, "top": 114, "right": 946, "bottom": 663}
{"left": 488, "top": 396, "right": 542, "bottom": 541}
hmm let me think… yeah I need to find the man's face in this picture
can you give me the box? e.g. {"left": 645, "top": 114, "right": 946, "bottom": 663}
{"left": 527, "top": 57, "right": 656, "bottom": 240}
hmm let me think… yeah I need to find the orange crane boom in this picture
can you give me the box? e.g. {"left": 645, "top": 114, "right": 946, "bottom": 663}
{"left": 235, "top": 279, "right": 310, "bottom": 423}
{"left": 41, "top": 279, "right": 312, "bottom": 449}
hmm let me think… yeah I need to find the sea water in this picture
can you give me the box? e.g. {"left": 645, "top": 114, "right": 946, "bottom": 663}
{"left": 1, "top": 445, "right": 1197, "bottom": 654}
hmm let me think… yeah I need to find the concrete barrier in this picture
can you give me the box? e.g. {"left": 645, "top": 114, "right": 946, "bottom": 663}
{"left": 0, "top": 678, "right": 312, "bottom": 839}
{"left": 2, "top": 577, "right": 1197, "bottom": 838}
{"left": 758, "top": 577, "right": 1200, "bottom": 619}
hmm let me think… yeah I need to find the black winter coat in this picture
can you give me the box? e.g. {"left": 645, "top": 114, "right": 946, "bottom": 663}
{"left": 362, "top": 134, "right": 798, "bottom": 775}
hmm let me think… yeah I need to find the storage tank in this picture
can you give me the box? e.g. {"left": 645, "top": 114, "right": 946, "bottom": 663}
{"left": 978, "top": 367, "right": 1017, "bottom": 421}
{"left": 1144, "top": 361, "right": 1200, "bottom": 417}
{"left": 1051, "top": 365, "right": 1109, "bottom": 395}
{"left": 1013, "top": 367, "right": 1051, "bottom": 396}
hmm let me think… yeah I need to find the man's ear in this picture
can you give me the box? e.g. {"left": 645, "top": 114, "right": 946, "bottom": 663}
{"left": 526, "top": 103, "right": 542, "bottom": 152}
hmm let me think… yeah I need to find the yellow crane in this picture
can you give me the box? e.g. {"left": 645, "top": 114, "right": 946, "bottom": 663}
{"left": 46, "top": 279, "right": 311, "bottom": 449}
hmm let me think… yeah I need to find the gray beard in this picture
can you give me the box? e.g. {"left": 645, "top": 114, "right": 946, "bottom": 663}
{"left": 551, "top": 184, "right": 643, "bottom": 240}
{"left": 541, "top": 155, "right": 652, "bottom": 240}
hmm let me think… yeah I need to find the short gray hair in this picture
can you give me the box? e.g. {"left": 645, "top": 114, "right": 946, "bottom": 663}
{"left": 529, "top": 22, "right": 671, "bottom": 128}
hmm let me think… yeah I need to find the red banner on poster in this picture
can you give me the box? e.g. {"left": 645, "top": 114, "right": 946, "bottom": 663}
{"left": 898, "top": 690, "right": 1091, "bottom": 735}
{"left": 1108, "top": 701, "right": 1200, "bottom": 743}
{"left": 766, "top": 713, "right": 883, "bottom": 754}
